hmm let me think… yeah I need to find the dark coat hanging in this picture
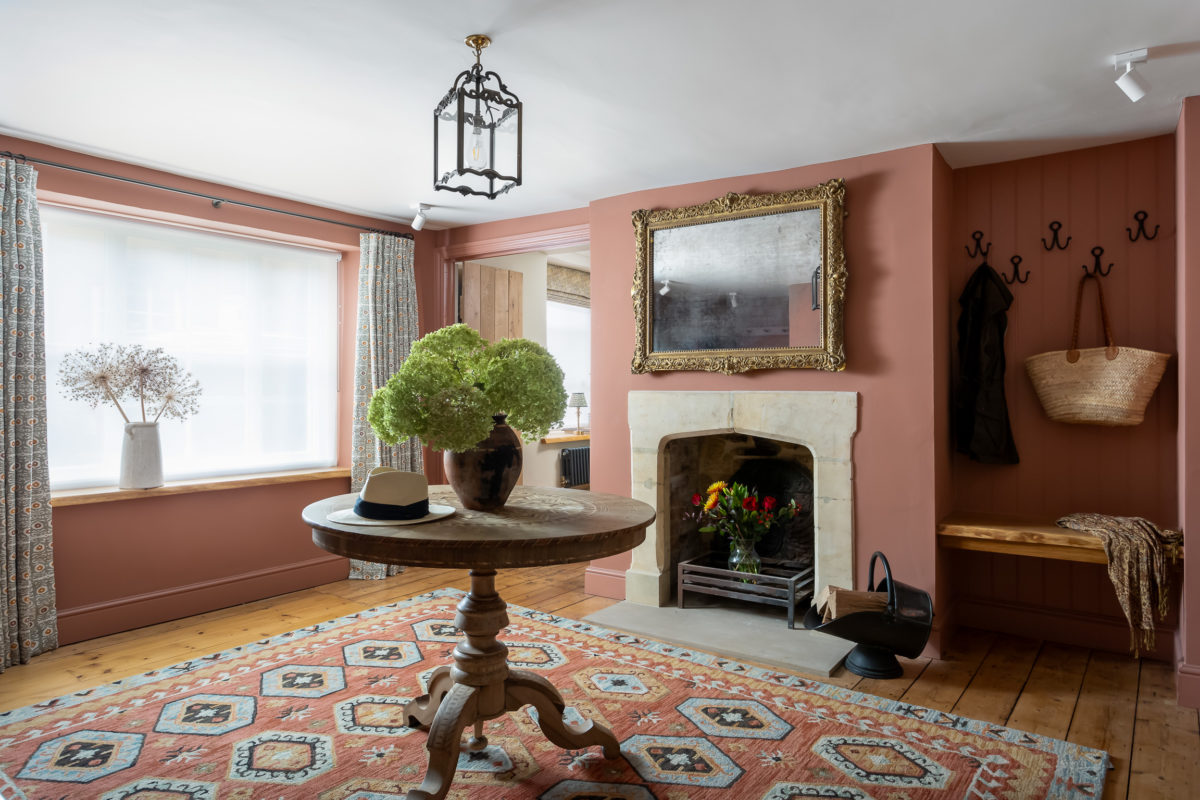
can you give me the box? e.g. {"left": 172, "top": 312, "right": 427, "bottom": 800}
{"left": 954, "top": 263, "right": 1019, "bottom": 464}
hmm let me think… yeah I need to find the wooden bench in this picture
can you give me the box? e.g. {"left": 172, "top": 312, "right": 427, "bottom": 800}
{"left": 938, "top": 514, "right": 1184, "bottom": 564}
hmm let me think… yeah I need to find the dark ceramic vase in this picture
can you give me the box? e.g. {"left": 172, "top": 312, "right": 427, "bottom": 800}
{"left": 443, "top": 413, "right": 523, "bottom": 511}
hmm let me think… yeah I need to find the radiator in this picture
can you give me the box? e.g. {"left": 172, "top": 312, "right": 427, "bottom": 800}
{"left": 560, "top": 446, "right": 590, "bottom": 488}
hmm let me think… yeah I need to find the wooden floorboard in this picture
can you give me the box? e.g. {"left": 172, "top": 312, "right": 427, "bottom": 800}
{"left": 1006, "top": 642, "right": 1091, "bottom": 739}
{"left": 899, "top": 627, "right": 996, "bottom": 712}
{"left": 1067, "top": 651, "right": 1141, "bottom": 800}
{"left": 1127, "top": 660, "right": 1200, "bottom": 800}
{"left": 951, "top": 634, "right": 1042, "bottom": 725}
{"left": 1, "top": 564, "right": 1197, "bottom": 800}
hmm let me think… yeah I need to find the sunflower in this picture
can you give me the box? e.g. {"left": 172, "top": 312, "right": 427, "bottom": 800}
{"left": 706, "top": 481, "right": 727, "bottom": 494}
{"left": 703, "top": 492, "right": 720, "bottom": 511}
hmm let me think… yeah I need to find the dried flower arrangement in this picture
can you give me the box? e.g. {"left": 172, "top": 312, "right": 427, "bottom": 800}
{"left": 59, "top": 343, "right": 202, "bottom": 423}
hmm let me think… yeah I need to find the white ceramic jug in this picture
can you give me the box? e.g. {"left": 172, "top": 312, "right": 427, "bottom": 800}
{"left": 119, "top": 421, "right": 164, "bottom": 489}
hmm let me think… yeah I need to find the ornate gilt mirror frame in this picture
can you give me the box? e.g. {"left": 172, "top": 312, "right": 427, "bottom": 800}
{"left": 631, "top": 178, "right": 846, "bottom": 374}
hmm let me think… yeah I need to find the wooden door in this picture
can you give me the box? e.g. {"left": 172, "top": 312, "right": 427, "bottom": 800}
{"left": 461, "top": 261, "right": 523, "bottom": 340}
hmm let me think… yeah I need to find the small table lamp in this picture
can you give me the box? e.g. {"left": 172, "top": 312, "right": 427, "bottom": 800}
{"left": 568, "top": 392, "right": 588, "bottom": 433}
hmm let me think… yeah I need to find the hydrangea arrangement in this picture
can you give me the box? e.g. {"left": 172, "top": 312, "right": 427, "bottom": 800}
{"left": 59, "top": 343, "right": 202, "bottom": 423}
{"left": 368, "top": 323, "right": 567, "bottom": 453}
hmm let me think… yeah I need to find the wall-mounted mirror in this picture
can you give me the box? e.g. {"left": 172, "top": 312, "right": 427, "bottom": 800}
{"left": 631, "top": 179, "right": 846, "bottom": 373}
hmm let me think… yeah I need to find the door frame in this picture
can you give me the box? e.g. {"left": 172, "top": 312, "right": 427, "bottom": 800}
{"left": 424, "top": 222, "right": 590, "bottom": 483}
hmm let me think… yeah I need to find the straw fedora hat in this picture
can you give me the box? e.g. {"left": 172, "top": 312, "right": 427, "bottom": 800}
{"left": 327, "top": 467, "right": 455, "bottom": 526}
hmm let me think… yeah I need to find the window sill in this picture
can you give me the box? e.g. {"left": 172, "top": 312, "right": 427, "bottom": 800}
{"left": 51, "top": 467, "right": 352, "bottom": 507}
{"left": 540, "top": 433, "right": 590, "bottom": 444}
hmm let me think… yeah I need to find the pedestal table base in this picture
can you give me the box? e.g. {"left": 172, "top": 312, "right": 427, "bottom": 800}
{"left": 402, "top": 569, "right": 620, "bottom": 800}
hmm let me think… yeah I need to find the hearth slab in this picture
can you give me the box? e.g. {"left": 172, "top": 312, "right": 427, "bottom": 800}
{"left": 583, "top": 600, "right": 853, "bottom": 677}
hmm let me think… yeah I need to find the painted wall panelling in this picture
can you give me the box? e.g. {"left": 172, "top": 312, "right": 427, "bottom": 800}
{"left": 948, "top": 137, "right": 1178, "bottom": 652}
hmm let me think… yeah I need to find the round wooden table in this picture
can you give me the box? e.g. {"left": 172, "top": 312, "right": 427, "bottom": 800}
{"left": 302, "top": 485, "right": 654, "bottom": 800}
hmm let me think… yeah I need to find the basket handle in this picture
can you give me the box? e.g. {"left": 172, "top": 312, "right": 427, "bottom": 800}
{"left": 867, "top": 551, "right": 897, "bottom": 616}
{"left": 1068, "top": 274, "right": 1118, "bottom": 363}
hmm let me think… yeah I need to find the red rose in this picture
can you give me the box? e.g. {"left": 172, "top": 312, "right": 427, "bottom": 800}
{"left": 692, "top": 493, "right": 703, "bottom": 506}
{"left": 742, "top": 496, "right": 757, "bottom": 511}
{"left": 763, "top": 496, "right": 777, "bottom": 511}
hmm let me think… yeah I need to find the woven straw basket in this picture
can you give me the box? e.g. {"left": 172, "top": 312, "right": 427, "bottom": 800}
{"left": 1025, "top": 274, "right": 1169, "bottom": 426}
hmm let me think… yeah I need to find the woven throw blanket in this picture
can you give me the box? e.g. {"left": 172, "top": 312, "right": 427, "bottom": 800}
{"left": 1057, "top": 513, "right": 1182, "bottom": 656}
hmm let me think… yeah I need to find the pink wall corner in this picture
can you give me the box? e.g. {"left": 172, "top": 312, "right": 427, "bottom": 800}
{"left": 581, "top": 145, "right": 945, "bottom": 606}
{"left": 0, "top": 135, "right": 443, "bottom": 642}
{"left": 1177, "top": 96, "right": 1200, "bottom": 707}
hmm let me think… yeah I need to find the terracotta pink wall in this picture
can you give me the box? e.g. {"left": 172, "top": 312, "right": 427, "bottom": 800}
{"left": 435, "top": 208, "right": 591, "bottom": 252}
{"left": 932, "top": 149, "right": 957, "bottom": 641}
{"left": 582, "top": 146, "right": 948, "bottom": 642}
{"left": 0, "top": 135, "right": 441, "bottom": 643}
{"left": 947, "top": 137, "right": 1179, "bottom": 656}
{"left": 1177, "top": 98, "right": 1200, "bottom": 705}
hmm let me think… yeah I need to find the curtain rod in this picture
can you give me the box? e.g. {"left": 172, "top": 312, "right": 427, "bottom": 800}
{"left": 1, "top": 151, "right": 413, "bottom": 240}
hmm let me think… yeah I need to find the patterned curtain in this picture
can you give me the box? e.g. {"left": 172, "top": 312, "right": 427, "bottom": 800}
{"left": 349, "top": 233, "right": 422, "bottom": 580}
{"left": 0, "top": 159, "right": 57, "bottom": 668}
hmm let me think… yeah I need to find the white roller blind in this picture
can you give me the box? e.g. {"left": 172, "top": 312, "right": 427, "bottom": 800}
{"left": 546, "top": 300, "right": 590, "bottom": 429}
{"left": 42, "top": 206, "right": 339, "bottom": 489}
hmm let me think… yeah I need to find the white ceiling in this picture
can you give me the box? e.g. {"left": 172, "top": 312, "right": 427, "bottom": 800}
{"left": 3, "top": 1, "right": 1199, "bottom": 230}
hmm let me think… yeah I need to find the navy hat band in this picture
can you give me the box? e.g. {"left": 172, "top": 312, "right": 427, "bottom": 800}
{"left": 354, "top": 497, "right": 429, "bottom": 521}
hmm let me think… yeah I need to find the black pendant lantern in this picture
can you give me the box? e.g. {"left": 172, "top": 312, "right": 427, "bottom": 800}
{"left": 434, "top": 34, "right": 522, "bottom": 199}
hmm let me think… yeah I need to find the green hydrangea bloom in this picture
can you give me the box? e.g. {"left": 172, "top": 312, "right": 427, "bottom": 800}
{"left": 368, "top": 323, "right": 568, "bottom": 453}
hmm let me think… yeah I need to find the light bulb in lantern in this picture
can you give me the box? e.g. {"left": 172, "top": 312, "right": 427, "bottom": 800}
{"left": 467, "top": 126, "right": 488, "bottom": 169}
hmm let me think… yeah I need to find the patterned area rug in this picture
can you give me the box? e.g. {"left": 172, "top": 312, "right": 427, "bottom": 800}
{"left": 0, "top": 589, "right": 1106, "bottom": 799}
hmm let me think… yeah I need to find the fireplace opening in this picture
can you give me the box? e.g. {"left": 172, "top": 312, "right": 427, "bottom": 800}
{"left": 663, "top": 432, "right": 814, "bottom": 602}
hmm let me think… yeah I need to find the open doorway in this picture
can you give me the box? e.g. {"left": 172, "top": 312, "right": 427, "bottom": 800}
{"left": 454, "top": 244, "right": 591, "bottom": 489}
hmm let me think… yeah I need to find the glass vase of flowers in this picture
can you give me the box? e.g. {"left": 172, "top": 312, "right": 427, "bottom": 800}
{"left": 688, "top": 481, "right": 800, "bottom": 577}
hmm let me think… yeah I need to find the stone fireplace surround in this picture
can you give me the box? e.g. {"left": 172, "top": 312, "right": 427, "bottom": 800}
{"left": 626, "top": 390, "right": 858, "bottom": 606}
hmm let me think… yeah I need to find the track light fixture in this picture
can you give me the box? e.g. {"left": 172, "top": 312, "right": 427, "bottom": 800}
{"left": 411, "top": 203, "right": 430, "bottom": 231}
{"left": 658, "top": 280, "right": 670, "bottom": 296}
{"left": 1113, "top": 49, "right": 1150, "bottom": 103}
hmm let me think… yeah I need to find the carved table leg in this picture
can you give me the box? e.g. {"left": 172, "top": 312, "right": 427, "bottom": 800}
{"left": 406, "top": 682, "right": 479, "bottom": 800}
{"left": 404, "top": 570, "right": 509, "bottom": 800}
{"left": 403, "top": 665, "right": 454, "bottom": 729}
{"left": 504, "top": 668, "right": 620, "bottom": 758}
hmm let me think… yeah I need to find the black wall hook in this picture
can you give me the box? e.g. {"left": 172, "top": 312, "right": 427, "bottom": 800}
{"left": 1082, "top": 246, "right": 1113, "bottom": 277}
{"left": 1042, "top": 220, "right": 1071, "bottom": 251}
{"left": 1127, "top": 210, "right": 1159, "bottom": 242}
{"left": 1002, "top": 255, "right": 1029, "bottom": 285}
{"left": 965, "top": 230, "right": 991, "bottom": 258}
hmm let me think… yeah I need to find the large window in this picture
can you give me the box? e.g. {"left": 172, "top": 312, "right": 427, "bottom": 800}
{"left": 42, "top": 206, "right": 339, "bottom": 489}
{"left": 545, "top": 300, "right": 590, "bottom": 430}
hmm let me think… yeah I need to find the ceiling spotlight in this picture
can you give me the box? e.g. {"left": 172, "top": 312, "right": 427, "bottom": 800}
{"left": 1114, "top": 49, "right": 1150, "bottom": 103}
{"left": 411, "top": 203, "right": 430, "bottom": 231}
{"left": 658, "top": 280, "right": 671, "bottom": 296}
